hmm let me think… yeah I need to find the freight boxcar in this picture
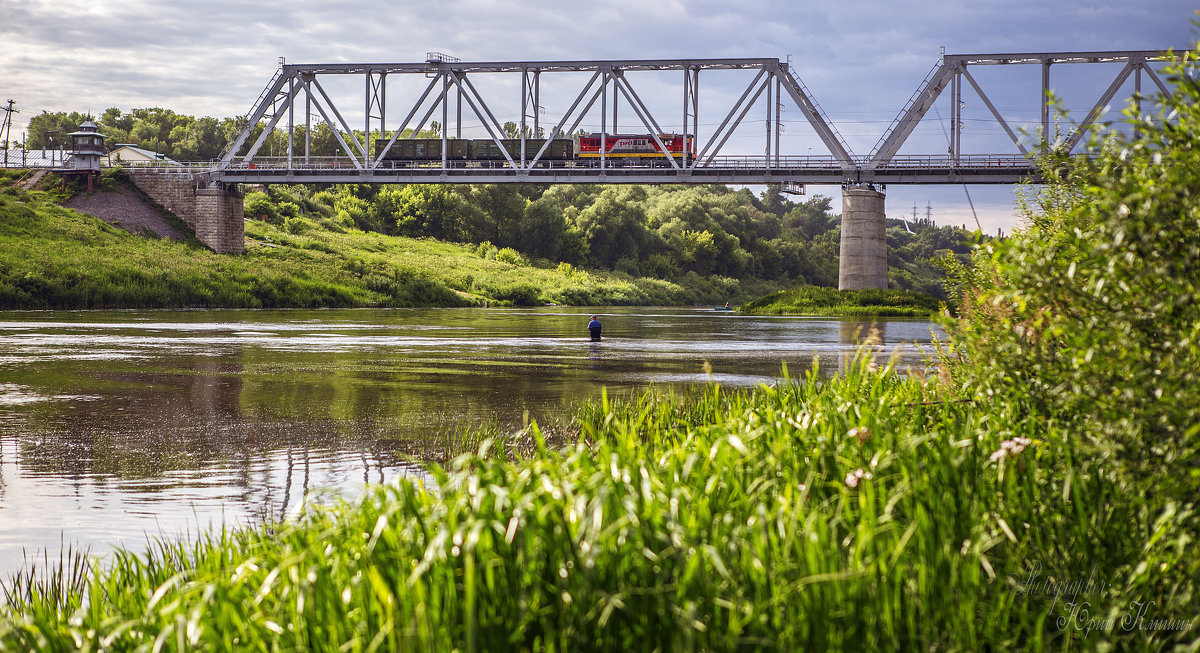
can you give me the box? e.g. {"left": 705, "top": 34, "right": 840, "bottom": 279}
{"left": 375, "top": 138, "right": 573, "bottom": 162}
{"left": 468, "top": 138, "right": 574, "bottom": 161}
{"left": 375, "top": 139, "right": 469, "bottom": 161}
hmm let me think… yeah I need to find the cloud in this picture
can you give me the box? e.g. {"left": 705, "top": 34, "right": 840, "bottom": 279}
{"left": 1, "top": 0, "right": 1193, "bottom": 229}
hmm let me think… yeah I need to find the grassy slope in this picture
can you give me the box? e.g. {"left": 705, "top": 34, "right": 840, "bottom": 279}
{"left": 740, "top": 286, "right": 943, "bottom": 317}
{"left": 0, "top": 181, "right": 782, "bottom": 309}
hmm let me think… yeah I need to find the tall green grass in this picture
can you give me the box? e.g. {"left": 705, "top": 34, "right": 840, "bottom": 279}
{"left": 2, "top": 355, "right": 1191, "bottom": 650}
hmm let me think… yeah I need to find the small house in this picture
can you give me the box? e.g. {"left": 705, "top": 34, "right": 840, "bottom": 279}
{"left": 105, "top": 145, "right": 180, "bottom": 167}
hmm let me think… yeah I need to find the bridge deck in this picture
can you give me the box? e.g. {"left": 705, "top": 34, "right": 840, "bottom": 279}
{"left": 201, "top": 155, "right": 1040, "bottom": 185}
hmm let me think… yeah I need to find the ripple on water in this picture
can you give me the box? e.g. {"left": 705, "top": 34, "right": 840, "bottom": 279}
{"left": 0, "top": 308, "right": 938, "bottom": 579}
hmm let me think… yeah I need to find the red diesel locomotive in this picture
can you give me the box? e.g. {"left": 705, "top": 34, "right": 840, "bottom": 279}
{"left": 577, "top": 133, "right": 694, "bottom": 159}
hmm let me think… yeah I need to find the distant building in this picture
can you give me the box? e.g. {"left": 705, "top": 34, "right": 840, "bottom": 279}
{"left": 63, "top": 119, "right": 106, "bottom": 190}
{"left": 67, "top": 120, "right": 106, "bottom": 172}
{"left": 105, "top": 145, "right": 180, "bottom": 167}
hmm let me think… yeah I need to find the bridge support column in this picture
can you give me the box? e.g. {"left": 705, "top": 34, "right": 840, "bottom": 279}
{"left": 839, "top": 186, "right": 887, "bottom": 290}
{"left": 130, "top": 174, "right": 244, "bottom": 254}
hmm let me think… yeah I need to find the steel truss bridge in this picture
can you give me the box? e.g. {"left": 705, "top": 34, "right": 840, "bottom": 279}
{"left": 214, "top": 50, "right": 1179, "bottom": 187}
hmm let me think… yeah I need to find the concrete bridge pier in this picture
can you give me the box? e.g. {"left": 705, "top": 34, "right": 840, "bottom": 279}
{"left": 130, "top": 173, "right": 245, "bottom": 254}
{"left": 838, "top": 186, "right": 888, "bottom": 290}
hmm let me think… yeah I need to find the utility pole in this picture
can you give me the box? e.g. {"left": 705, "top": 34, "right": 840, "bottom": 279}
{"left": 1, "top": 100, "right": 17, "bottom": 168}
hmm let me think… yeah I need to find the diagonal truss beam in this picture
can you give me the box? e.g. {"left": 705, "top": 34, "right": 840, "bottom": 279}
{"left": 612, "top": 72, "right": 679, "bottom": 169}
{"left": 300, "top": 77, "right": 366, "bottom": 169}
{"left": 691, "top": 68, "right": 767, "bottom": 166}
{"left": 774, "top": 64, "right": 853, "bottom": 165}
{"left": 868, "top": 50, "right": 1180, "bottom": 168}
{"left": 527, "top": 70, "right": 602, "bottom": 165}
{"left": 449, "top": 71, "right": 518, "bottom": 169}
{"left": 239, "top": 79, "right": 306, "bottom": 164}
{"left": 959, "top": 67, "right": 1030, "bottom": 157}
{"left": 220, "top": 71, "right": 289, "bottom": 165}
{"left": 1065, "top": 62, "right": 1135, "bottom": 151}
{"left": 308, "top": 77, "right": 369, "bottom": 162}
{"left": 373, "top": 73, "right": 443, "bottom": 167}
{"left": 868, "top": 65, "right": 955, "bottom": 168}
{"left": 1140, "top": 62, "right": 1171, "bottom": 96}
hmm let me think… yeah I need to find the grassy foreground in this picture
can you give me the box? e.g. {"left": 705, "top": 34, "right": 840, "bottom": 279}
{"left": 0, "top": 179, "right": 781, "bottom": 309}
{"left": 0, "top": 357, "right": 1194, "bottom": 650}
{"left": 739, "top": 286, "right": 943, "bottom": 317}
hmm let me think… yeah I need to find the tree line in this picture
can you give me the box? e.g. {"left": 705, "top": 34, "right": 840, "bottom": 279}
{"left": 25, "top": 107, "right": 976, "bottom": 297}
{"left": 250, "top": 182, "right": 971, "bottom": 298}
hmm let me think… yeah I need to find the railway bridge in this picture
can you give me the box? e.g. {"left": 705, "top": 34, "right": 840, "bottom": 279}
{"left": 133, "top": 50, "right": 1177, "bottom": 288}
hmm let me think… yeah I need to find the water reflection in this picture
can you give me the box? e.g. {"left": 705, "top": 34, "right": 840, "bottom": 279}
{"left": 0, "top": 307, "right": 937, "bottom": 576}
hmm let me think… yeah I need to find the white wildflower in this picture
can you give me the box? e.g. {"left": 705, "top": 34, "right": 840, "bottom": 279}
{"left": 844, "top": 468, "right": 872, "bottom": 488}
{"left": 990, "top": 437, "right": 1032, "bottom": 462}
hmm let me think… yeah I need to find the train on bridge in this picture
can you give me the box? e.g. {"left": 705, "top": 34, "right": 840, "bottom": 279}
{"left": 375, "top": 133, "right": 694, "bottom": 165}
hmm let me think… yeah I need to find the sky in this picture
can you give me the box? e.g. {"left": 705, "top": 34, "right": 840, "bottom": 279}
{"left": 1, "top": 0, "right": 1195, "bottom": 232}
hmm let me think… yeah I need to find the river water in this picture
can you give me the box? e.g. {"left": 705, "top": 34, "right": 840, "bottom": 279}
{"left": 0, "top": 307, "right": 936, "bottom": 578}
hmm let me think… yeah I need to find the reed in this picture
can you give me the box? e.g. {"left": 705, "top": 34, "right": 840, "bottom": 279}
{"left": 1, "top": 354, "right": 1190, "bottom": 650}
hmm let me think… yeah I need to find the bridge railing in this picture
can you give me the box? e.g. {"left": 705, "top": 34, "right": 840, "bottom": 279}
{"left": 206, "top": 153, "right": 1036, "bottom": 172}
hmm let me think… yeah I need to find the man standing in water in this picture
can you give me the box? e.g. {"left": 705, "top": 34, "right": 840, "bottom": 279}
{"left": 587, "top": 315, "right": 602, "bottom": 341}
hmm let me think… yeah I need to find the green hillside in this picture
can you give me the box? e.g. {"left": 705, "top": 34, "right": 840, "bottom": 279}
{"left": 0, "top": 176, "right": 782, "bottom": 309}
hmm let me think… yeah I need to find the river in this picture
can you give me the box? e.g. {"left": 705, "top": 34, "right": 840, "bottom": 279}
{"left": 0, "top": 307, "right": 937, "bottom": 578}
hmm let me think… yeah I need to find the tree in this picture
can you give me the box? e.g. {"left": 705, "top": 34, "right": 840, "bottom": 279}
{"left": 25, "top": 111, "right": 90, "bottom": 149}
{"left": 573, "top": 187, "right": 651, "bottom": 267}
{"left": 386, "top": 185, "right": 466, "bottom": 240}
{"left": 518, "top": 196, "right": 568, "bottom": 260}
{"left": 461, "top": 185, "right": 527, "bottom": 246}
{"left": 782, "top": 195, "right": 836, "bottom": 240}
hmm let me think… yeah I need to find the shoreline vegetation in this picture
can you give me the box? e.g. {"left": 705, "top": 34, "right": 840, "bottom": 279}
{"left": 0, "top": 170, "right": 946, "bottom": 314}
{"left": 3, "top": 45, "right": 1200, "bottom": 649}
{"left": 739, "top": 286, "right": 943, "bottom": 317}
{"left": 0, "top": 175, "right": 786, "bottom": 310}
{"left": 5, "top": 113, "right": 973, "bottom": 312}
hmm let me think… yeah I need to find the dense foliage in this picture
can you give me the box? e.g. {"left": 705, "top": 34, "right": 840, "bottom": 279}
{"left": 249, "top": 182, "right": 969, "bottom": 299}
{"left": 0, "top": 177, "right": 785, "bottom": 309}
{"left": 940, "top": 44, "right": 1200, "bottom": 610}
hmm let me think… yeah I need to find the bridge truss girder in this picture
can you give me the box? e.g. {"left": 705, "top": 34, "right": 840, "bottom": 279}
{"left": 867, "top": 50, "right": 1180, "bottom": 170}
{"left": 219, "top": 57, "right": 855, "bottom": 174}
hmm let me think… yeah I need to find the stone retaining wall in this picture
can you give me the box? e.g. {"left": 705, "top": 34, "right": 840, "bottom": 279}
{"left": 129, "top": 173, "right": 244, "bottom": 254}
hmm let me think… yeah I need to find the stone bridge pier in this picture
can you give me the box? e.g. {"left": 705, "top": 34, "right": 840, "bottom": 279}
{"left": 129, "top": 173, "right": 244, "bottom": 254}
{"left": 838, "top": 186, "right": 888, "bottom": 290}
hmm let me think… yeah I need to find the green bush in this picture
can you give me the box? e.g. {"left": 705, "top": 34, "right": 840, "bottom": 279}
{"left": 495, "top": 246, "right": 524, "bottom": 266}
{"left": 476, "top": 240, "right": 499, "bottom": 259}
{"left": 941, "top": 45, "right": 1200, "bottom": 638}
{"left": 493, "top": 282, "right": 541, "bottom": 306}
{"left": 741, "top": 286, "right": 941, "bottom": 317}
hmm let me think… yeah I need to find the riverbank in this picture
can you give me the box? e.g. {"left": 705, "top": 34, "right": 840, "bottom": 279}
{"left": 0, "top": 179, "right": 787, "bottom": 309}
{"left": 1, "top": 353, "right": 1193, "bottom": 650}
{"left": 739, "top": 286, "right": 943, "bottom": 317}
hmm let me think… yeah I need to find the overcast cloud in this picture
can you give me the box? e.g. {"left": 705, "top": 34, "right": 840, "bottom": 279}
{"left": 1, "top": 0, "right": 1194, "bottom": 231}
